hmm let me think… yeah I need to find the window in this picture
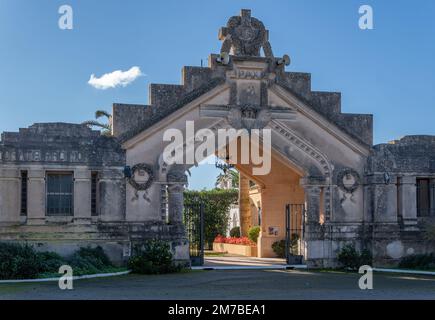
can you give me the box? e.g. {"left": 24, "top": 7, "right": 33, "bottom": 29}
{"left": 417, "top": 178, "right": 433, "bottom": 217}
{"left": 46, "top": 173, "right": 73, "bottom": 216}
{"left": 20, "top": 170, "right": 28, "bottom": 216}
{"left": 91, "top": 171, "right": 98, "bottom": 216}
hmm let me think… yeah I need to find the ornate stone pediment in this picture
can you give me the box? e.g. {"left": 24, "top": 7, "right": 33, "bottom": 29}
{"left": 200, "top": 104, "right": 295, "bottom": 131}
{"left": 227, "top": 105, "right": 271, "bottom": 131}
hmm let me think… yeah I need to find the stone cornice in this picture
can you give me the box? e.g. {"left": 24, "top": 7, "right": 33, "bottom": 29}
{"left": 122, "top": 83, "right": 230, "bottom": 150}
{"left": 271, "top": 84, "right": 371, "bottom": 157}
{"left": 120, "top": 78, "right": 227, "bottom": 147}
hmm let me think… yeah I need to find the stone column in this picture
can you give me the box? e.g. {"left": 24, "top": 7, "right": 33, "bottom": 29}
{"left": 73, "top": 169, "right": 91, "bottom": 224}
{"left": 239, "top": 172, "right": 251, "bottom": 237}
{"left": 27, "top": 169, "right": 46, "bottom": 225}
{"left": 167, "top": 183, "right": 184, "bottom": 224}
{"left": 400, "top": 176, "right": 418, "bottom": 230}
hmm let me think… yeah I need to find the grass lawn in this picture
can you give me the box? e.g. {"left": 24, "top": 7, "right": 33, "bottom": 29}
{"left": 34, "top": 267, "right": 129, "bottom": 279}
{"left": 204, "top": 251, "right": 228, "bottom": 257}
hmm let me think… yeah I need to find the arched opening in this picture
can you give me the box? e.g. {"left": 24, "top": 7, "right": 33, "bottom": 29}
{"left": 170, "top": 135, "right": 326, "bottom": 267}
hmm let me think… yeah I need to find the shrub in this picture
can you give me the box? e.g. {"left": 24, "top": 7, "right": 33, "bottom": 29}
{"left": 128, "top": 240, "right": 182, "bottom": 275}
{"left": 37, "top": 251, "right": 65, "bottom": 273}
{"left": 248, "top": 226, "right": 261, "bottom": 243}
{"left": 359, "top": 249, "right": 373, "bottom": 266}
{"left": 0, "top": 243, "right": 116, "bottom": 279}
{"left": 0, "top": 242, "right": 42, "bottom": 279}
{"left": 337, "top": 244, "right": 372, "bottom": 271}
{"left": 230, "top": 227, "right": 241, "bottom": 238}
{"left": 271, "top": 235, "right": 301, "bottom": 258}
{"left": 423, "top": 223, "right": 435, "bottom": 241}
{"left": 71, "top": 246, "right": 111, "bottom": 269}
{"left": 398, "top": 253, "right": 435, "bottom": 270}
{"left": 289, "top": 233, "right": 300, "bottom": 255}
{"left": 66, "top": 246, "right": 112, "bottom": 275}
{"left": 272, "top": 240, "right": 286, "bottom": 258}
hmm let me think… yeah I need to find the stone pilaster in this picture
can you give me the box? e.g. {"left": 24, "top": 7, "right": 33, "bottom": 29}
{"left": 27, "top": 169, "right": 46, "bottom": 225}
{"left": 400, "top": 176, "right": 418, "bottom": 230}
{"left": 0, "top": 168, "right": 20, "bottom": 224}
{"left": 368, "top": 174, "right": 398, "bottom": 224}
{"left": 301, "top": 181, "right": 326, "bottom": 267}
{"left": 167, "top": 168, "right": 188, "bottom": 225}
{"left": 167, "top": 183, "right": 184, "bottom": 224}
{"left": 304, "top": 186, "right": 322, "bottom": 225}
{"left": 431, "top": 179, "right": 435, "bottom": 217}
{"left": 99, "top": 169, "right": 125, "bottom": 222}
{"left": 73, "top": 169, "right": 91, "bottom": 224}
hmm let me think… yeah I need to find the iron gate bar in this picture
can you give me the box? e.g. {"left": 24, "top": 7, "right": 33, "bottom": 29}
{"left": 285, "top": 204, "right": 290, "bottom": 264}
{"left": 199, "top": 202, "right": 204, "bottom": 265}
{"left": 285, "top": 203, "right": 305, "bottom": 265}
{"left": 183, "top": 202, "right": 205, "bottom": 266}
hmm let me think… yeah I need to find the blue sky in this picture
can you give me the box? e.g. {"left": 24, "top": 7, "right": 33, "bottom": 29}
{"left": 1, "top": 0, "right": 435, "bottom": 190}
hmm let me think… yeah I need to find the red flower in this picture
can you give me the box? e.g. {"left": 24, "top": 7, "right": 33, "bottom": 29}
{"left": 214, "top": 235, "right": 226, "bottom": 243}
{"left": 213, "top": 235, "right": 255, "bottom": 246}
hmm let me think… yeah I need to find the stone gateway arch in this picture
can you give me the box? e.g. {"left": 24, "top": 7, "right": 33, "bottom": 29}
{"left": 0, "top": 9, "right": 434, "bottom": 268}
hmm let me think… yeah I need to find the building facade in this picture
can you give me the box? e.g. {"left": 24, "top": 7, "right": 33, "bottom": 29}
{"left": 0, "top": 10, "right": 434, "bottom": 267}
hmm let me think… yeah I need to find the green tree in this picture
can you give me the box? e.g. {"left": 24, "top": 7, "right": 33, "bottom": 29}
{"left": 184, "top": 189, "right": 238, "bottom": 249}
{"left": 82, "top": 110, "right": 112, "bottom": 136}
{"left": 215, "top": 169, "right": 239, "bottom": 189}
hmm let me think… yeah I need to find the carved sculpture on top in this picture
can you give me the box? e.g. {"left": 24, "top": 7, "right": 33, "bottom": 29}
{"left": 219, "top": 9, "right": 273, "bottom": 58}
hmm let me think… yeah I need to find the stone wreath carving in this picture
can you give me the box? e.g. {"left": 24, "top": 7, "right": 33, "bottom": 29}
{"left": 337, "top": 168, "right": 360, "bottom": 194}
{"left": 128, "top": 163, "right": 154, "bottom": 202}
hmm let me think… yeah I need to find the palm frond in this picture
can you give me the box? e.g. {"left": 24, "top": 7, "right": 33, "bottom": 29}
{"left": 101, "top": 129, "right": 113, "bottom": 137}
{"left": 81, "top": 120, "right": 110, "bottom": 130}
{"left": 95, "top": 110, "right": 112, "bottom": 120}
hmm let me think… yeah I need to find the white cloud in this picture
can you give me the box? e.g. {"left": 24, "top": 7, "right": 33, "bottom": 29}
{"left": 88, "top": 66, "right": 143, "bottom": 90}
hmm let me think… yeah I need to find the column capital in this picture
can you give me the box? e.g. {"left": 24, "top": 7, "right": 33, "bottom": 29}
{"left": 167, "top": 183, "right": 184, "bottom": 193}
{"left": 400, "top": 175, "right": 416, "bottom": 184}
{"left": 303, "top": 185, "right": 322, "bottom": 196}
{"left": 28, "top": 169, "right": 45, "bottom": 179}
{"left": 300, "top": 175, "right": 326, "bottom": 188}
{"left": 167, "top": 169, "right": 188, "bottom": 185}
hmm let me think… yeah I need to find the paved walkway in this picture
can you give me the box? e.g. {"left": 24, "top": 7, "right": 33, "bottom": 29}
{"left": 204, "top": 255, "right": 287, "bottom": 267}
{"left": 1, "top": 269, "right": 435, "bottom": 300}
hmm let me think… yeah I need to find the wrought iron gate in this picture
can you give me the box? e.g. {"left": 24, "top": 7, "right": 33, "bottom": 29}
{"left": 285, "top": 204, "right": 305, "bottom": 264}
{"left": 183, "top": 202, "right": 204, "bottom": 266}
